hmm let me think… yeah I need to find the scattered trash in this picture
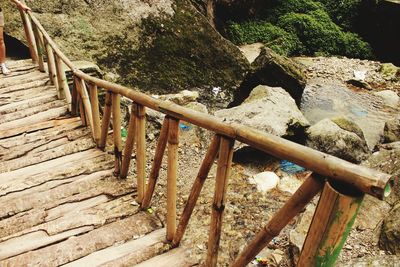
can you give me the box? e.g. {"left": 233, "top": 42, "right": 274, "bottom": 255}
{"left": 121, "top": 127, "right": 128, "bottom": 138}
{"left": 130, "top": 200, "right": 139, "bottom": 206}
{"left": 179, "top": 123, "right": 191, "bottom": 131}
{"left": 252, "top": 172, "right": 279, "bottom": 192}
{"left": 212, "top": 87, "right": 221, "bottom": 96}
{"left": 280, "top": 160, "right": 306, "bottom": 174}
{"left": 350, "top": 107, "right": 368, "bottom": 117}
{"left": 255, "top": 257, "right": 269, "bottom": 266}
{"left": 147, "top": 208, "right": 154, "bottom": 214}
{"left": 353, "top": 70, "right": 367, "bottom": 81}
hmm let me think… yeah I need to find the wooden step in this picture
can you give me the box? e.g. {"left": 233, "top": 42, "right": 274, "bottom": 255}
{"left": 0, "top": 212, "right": 163, "bottom": 266}
{"left": 63, "top": 228, "right": 168, "bottom": 267}
{"left": 136, "top": 247, "right": 198, "bottom": 267}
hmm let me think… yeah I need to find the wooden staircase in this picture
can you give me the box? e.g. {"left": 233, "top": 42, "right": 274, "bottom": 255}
{"left": 0, "top": 60, "right": 196, "bottom": 266}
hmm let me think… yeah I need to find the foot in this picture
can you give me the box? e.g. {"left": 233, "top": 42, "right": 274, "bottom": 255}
{"left": 1, "top": 64, "right": 11, "bottom": 75}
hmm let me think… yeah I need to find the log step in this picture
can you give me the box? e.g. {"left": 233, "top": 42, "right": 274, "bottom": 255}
{"left": 136, "top": 247, "right": 198, "bottom": 267}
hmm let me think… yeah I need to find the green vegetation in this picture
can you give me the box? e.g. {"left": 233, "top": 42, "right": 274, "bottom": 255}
{"left": 226, "top": 0, "right": 373, "bottom": 59}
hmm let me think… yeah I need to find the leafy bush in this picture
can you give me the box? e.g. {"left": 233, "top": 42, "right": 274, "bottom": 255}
{"left": 226, "top": 21, "right": 303, "bottom": 55}
{"left": 318, "top": 0, "right": 362, "bottom": 30}
{"left": 225, "top": 1, "right": 373, "bottom": 59}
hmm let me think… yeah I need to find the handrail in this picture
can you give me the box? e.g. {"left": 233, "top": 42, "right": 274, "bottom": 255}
{"left": 19, "top": 7, "right": 396, "bottom": 266}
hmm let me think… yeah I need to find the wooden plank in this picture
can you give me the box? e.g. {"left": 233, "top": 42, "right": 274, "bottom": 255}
{"left": 0, "top": 100, "right": 66, "bottom": 125}
{"left": 0, "top": 106, "right": 68, "bottom": 132}
{"left": 0, "top": 72, "right": 49, "bottom": 90}
{"left": 135, "top": 247, "right": 197, "bottom": 267}
{"left": 0, "top": 171, "right": 134, "bottom": 239}
{"left": 0, "top": 93, "right": 58, "bottom": 114}
{"left": 0, "top": 212, "right": 162, "bottom": 266}
{"left": 0, "top": 119, "right": 81, "bottom": 149}
{"left": 0, "top": 137, "right": 95, "bottom": 173}
{"left": 0, "top": 127, "right": 88, "bottom": 162}
{"left": 0, "top": 227, "right": 94, "bottom": 261}
{"left": 0, "top": 117, "right": 80, "bottom": 140}
{"left": 63, "top": 228, "right": 166, "bottom": 267}
{"left": 0, "top": 149, "right": 107, "bottom": 196}
{"left": 0, "top": 86, "right": 55, "bottom": 105}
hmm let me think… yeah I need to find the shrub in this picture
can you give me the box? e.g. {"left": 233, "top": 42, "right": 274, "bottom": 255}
{"left": 277, "top": 10, "right": 372, "bottom": 58}
{"left": 226, "top": 21, "right": 303, "bottom": 56}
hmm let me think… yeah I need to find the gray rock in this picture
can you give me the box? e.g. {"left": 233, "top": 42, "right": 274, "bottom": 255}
{"left": 301, "top": 83, "right": 397, "bottom": 150}
{"left": 341, "top": 255, "right": 400, "bottom": 267}
{"left": 380, "top": 202, "right": 400, "bottom": 255}
{"left": 215, "top": 85, "right": 309, "bottom": 138}
{"left": 231, "top": 47, "right": 306, "bottom": 106}
{"left": 306, "top": 118, "right": 370, "bottom": 163}
{"left": 363, "top": 142, "right": 400, "bottom": 205}
{"left": 354, "top": 195, "right": 391, "bottom": 230}
{"left": 374, "top": 90, "right": 400, "bottom": 108}
{"left": 384, "top": 116, "right": 400, "bottom": 143}
{"left": 289, "top": 204, "right": 316, "bottom": 262}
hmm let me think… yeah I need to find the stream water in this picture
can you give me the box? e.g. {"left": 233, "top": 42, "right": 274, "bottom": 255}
{"left": 300, "top": 82, "right": 398, "bottom": 150}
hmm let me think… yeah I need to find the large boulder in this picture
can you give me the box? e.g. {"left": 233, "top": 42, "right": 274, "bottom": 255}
{"left": 231, "top": 47, "right": 306, "bottom": 106}
{"left": 363, "top": 141, "right": 400, "bottom": 205}
{"left": 5, "top": 0, "right": 249, "bottom": 106}
{"left": 380, "top": 202, "right": 400, "bottom": 255}
{"left": 215, "top": 85, "right": 309, "bottom": 139}
{"left": 301, "top": 82, "right": 397, "bottom": 150}
{"left": 306, "top": 117, "right": 370, "bottom": 163}
{"left": 384, "top": 116, "right": 400, "bottom": 143}
{"left": 373, "top": 90, "right": 400, "bottom": 108}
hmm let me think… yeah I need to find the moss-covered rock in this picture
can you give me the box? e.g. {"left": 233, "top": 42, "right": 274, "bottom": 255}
{"left": 231, "top": 47, "right": 306, "bottom": 106}
{"left": 331, "top": 117, "right": 365, "bottom": 140}
{"left": 97, "top": 0, "right": 250, "bottom": 106}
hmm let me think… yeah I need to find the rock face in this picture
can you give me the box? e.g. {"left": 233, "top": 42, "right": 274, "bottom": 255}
{"left": 306, "top": 118, "right": 370, "bottom": 163}
{"left": 373, "top": 90, "right": 400, "bottom": 108}
{"left": 384, "top": 116, "right": 400, "bottom": 143}
{"left": 301, "top": 82, "right": 397, "bottom": 150}
{"left": 5, "top": 0, "right": 249, "bottom": 105}
{"left": 363, "top": 142, "right": 400, "bottom": 205}
{"left": 380, "top": 202, "right": 400, "bottom": 255}
{"left": 215, "top": 85, "right": 309, "bottom": 139}
{"left": 232, "top": 47, "right": 306, "bottom": 106}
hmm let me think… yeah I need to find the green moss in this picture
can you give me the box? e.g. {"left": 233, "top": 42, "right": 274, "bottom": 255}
{"left": 96, "top": 0, "right": 248, "bottom": 97}
{"left": 226, "top": 21, "right": 303, "bottom": 56}
{"left": 332, "top": 117, "right": 364, "bottom": 139}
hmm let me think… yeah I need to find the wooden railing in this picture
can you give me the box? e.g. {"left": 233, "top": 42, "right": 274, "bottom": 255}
{"left": 18, "top": 6, "right": 396, "bottom": 267}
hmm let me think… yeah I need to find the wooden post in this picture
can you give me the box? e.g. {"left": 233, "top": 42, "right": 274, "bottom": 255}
{"left": 43, "top": 39, "right": 58, "bottom": 88}
{"left": 78, "top": 94, "right": 86, "bottom": 126}
{"left": 54, "top": 53, "right": 72, "bottom": 110}
{"left": 206, "top": 136, "right": 235, "bottom": 267}
{"left": 166, "top": 117, "right": 180, "bottom": 242}
{"left": 120, "top": 104, "right": 137, "bottom": 179}
{"left": 172, "top": 135, "right": 221, "bottom": 247}
{"left": 136, "top": 104, "right": 147, "bottom": 203}
{"left": 99, "top": 91, "right": 112, "bottom": 150}
{"left": 112, "top": 93, "right": 122, "bottom": 177}
{"left": 141, "top": 117, "right": 170, "bottom": 209}
{"left": 19, "top": 9, "right": 38, "bottom": 63}
{"left": 297, "top": 181, "right": 364, "bottom": 267}
{"left": 78, "top": 79, "right": 94, "bottom": 132}
{"left": 31, "top": 23, "right": 45, "bottom": 72}
{"left": 71, "top": 79, "right": 78, "bottom": 116}
{"left": 230, "top": 174, "right": 324, "bottom": 267}
{"left": 88, "top": 83, "right": 101, "bottom": 146}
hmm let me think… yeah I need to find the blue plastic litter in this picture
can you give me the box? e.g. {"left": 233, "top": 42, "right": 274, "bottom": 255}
{"left": 280, "top": 160, "right": 306, "bottom": 174}
{"left": 179, "top": 123, "right": 191, "bottom": 131}
{"left": 350, "top": 107, "right": 368, "bottom": 117}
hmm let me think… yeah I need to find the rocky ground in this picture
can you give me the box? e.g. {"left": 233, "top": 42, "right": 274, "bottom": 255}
{"left": 119, "top": 55, "right": 400, "bottom": 266}
{"left": 109, "top": 57, "right": 400, "bottom": 266}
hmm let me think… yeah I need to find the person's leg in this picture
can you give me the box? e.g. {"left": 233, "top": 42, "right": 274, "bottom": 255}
{"left": 0, "top": 26, "right": 6, "bottom": 64}
{"left": 0, "top": 10, "right": 10, "bottom": 75}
